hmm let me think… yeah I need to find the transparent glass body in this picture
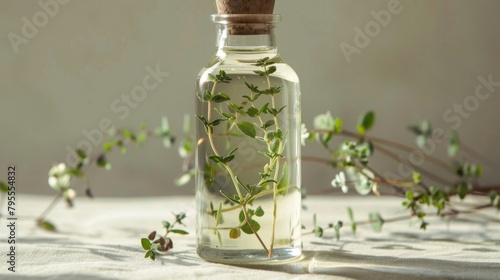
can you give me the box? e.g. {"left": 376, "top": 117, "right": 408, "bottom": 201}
{"left": 195, "top": 14, "right": 301, "bottom": 264}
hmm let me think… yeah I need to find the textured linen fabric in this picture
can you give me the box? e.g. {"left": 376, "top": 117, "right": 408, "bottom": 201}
{"left": 1, "top": 194, "right": 499, "bottom": 279}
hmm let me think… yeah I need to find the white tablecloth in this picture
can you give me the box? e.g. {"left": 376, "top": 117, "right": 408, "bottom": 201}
{"left": 1, "top": 194, "right": 499, "bottom": 279}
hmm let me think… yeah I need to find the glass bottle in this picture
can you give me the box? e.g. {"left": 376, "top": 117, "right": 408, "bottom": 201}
{"left": 195, "top": 14, "right": 301, "bottom": 264}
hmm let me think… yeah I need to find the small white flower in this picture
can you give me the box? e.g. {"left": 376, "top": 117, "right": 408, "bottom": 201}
{"left": 64, "top": 188, "right": 76, "bottom": 200}
{"left": 313, "top": 111, "right": 335, "bottom": 130}
{"left": 63, "top": 188, "right": 77, "bottom": 207}
{"left": 345, "top": 167, "right": 374, "bottom": 196}
{"left": 300, "top": 123, "right": 310, "bottom": 146}
{"left": 48, "top": 163, "right": 71, "bottom": 191}
{"left": 331, "top": 171, "right": 348, "bottom": 193}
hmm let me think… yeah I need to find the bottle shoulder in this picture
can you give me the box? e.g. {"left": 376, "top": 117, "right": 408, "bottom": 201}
{"left": 197, "top": 53, "right": 299, "bottom": 84}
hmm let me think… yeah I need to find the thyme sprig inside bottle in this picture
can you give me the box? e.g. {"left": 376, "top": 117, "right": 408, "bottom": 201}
{"left": 195, "top": 14, "right": 301, "bottom": 264}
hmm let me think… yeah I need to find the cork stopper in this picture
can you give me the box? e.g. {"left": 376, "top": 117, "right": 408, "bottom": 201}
{"left": 214, "top": 0, "right": 276, "bottom": 35}
{"left": 216, "top": 0, "right": 275, "bottom": 14}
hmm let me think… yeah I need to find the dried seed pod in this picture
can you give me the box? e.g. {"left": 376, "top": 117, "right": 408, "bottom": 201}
{"left": 166, "top": 237, "right": 173, "bottom": 250}
{"left": 154, "top": 236, "right": 174, "bottom": 252}
{"left": 148, "top": 231, "right": 156, "bottom": 241}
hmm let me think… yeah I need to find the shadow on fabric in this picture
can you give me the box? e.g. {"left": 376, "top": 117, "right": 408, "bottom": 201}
{"left": 233, "top": 250, "right": 500, "bottom": 280}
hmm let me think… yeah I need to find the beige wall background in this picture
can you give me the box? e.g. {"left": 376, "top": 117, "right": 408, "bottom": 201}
{"left": 1, "top": 0, "right": 499, "bottom": 197}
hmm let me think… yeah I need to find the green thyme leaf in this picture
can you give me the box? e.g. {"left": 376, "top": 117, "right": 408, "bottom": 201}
{"left": 246, "top": 107, "right": 259, "bottom": 117}
{"left": 96, "top": 154, "right": 111, "bottom": 170}
{"left": 241, "top": 219, "right": 261, "bottom": 234}
{"left": 220, "top": 190, "right": 240, "bottom": 205}
{"left": 229, "top": 228, "right": 241, "bottom": 239}
{"left": 171, "top": 229, "right": 189, "bottom": 235}
{"left": 0, "top": 182, "right": 8, "bottom": 193}
{"left": 255, "top": 206, "right": 265, "bottom": 217}
{"left": 76, "top": 149, "right": 87, "bottom": 159}
{"left": 357, "top": 111, "right": 375, "bottom": 136}
{"left": 141, "top": 238, "right": 151, "bottom": 250}
{"left": 216, "top": 202, "right": 223, "bottom": 226}
{"left": 236, "top": 122, "right": 256, "bottom": 138}
{"left": 162, "top": 221, "right": 171, "bottom": 229}
{"left": 102, "top": 141, "right": 113, "bottom": 152}
{"left": 37, "top": 220, "right": 57, "bottom": 232}
{"left": 334, "top": 221, "right": 343, "bottom": 241}
{"left": 212, "top": 93, "right": 231, "bottom": 103}
{"left": 458, "top": 183, "right": 468, "bottom": 200}
{"left": 369, "top": 212, "right": 384, "bottom": 232}
{"left": 448, "top": 131, "right": 460, "bottom": 157}
{"left": 277, "top": 163, "right": 289, "bottom": 195}
{"left": 347, "top": 207, "right": 357, "bottom": 235}
{"left": 144, "top": 250, "right": 156, "bottom": 261}
{"left": 333, "top": 118, "right": 343, "bottom": 134}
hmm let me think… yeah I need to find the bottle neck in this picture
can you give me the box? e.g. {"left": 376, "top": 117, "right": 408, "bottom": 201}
{"left": 216, "top": 26, "right": 277, "bottom": 54}
{"left": 212, "top": 14, "right": 280, "bottom": 56}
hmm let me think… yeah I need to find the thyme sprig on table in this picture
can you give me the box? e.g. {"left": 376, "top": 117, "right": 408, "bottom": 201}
{"left": 141, "top": 212, "right": 188, "bottom": 261}
{"left": 303, "top": 111, "right": 500, "bottom": 237}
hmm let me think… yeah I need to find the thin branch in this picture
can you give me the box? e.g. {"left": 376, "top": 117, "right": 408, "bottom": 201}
{"left": 358, "top": 164, "right": 405, "bottom": 195}
{"left": 338, "top": 129, "right": 453, "bottom": 171}
{"left": 460, "top": 143, "right": 495, "bottom": 166}
{"left": 303, "top": 204, "right": 500, "bottom": 236}
{"left": 473, "top": 185, "right": 500, "bottom": 193}
{"left": 37, "top": 192, "right": 63, "bottom": 222}
{"left": 375, "top": 144, "right": 454, "bottom": 186}
{"left": 301, "top": 155, "right": 335, "bottom": 165}
{"left": 242, "top": 204, "right": 269, "bottom": 256}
